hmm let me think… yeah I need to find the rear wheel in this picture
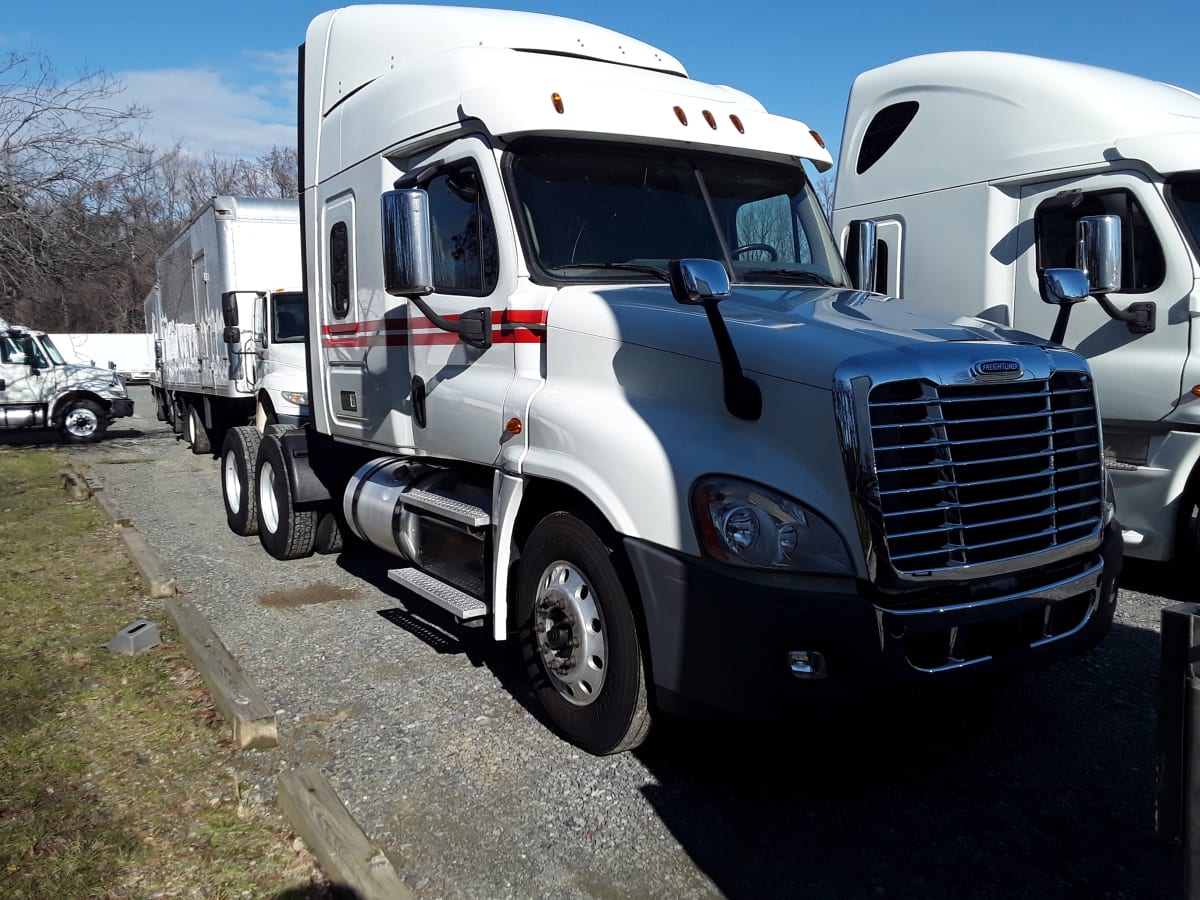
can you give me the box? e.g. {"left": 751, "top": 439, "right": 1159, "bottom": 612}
{"left": 185, "top": 404, "right": 211, "bottom": 454}
{"left": 255, "top": 431, "right": 316, "bottom": 560}
{"left": 517, "top": 512, "right": 651, "bottom": 755}
{"left": 60, "top": 399, "right": 107, "bottom": 444}
{"left": 221, "top": 426, "right": 262, "bottom": 536}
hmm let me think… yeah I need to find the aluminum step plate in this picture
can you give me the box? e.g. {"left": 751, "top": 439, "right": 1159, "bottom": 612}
{"left": 387, "top": 567, "right": 487, "bottom": 620}
{"left": 402, "top": 489, "right": 490, "bottom": 527}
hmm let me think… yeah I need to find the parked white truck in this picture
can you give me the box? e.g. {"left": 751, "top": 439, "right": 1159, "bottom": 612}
{"left": 230, "top": 7, "right": 1122, "bottom": 754}
{"left": 832, "top": 52, "right": 1200, "bottom": 564}
{"left": 0, "top": 318, "right": 133, "bottom": 442}
{"left": 146, "top": 196, "right": 309, "bottom": 455}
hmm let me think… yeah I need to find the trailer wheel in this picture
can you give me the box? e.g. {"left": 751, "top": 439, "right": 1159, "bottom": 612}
{"left": 185, "top": 404, "right": 211, "bottom": 455}
{"left": 255, "top": 432, "right": 316, "bottom": 560}
{"left": 60, "top": 399, "right": 107, "bottom": 444}
{"left": 153, "top": 389, "right": 167, "bottom": 422}
{"left": 221, "top": 425, "right": 261, "bottom": 536}
{"left": 169, "top": 398, "right": 184, "bottom": 434}
{"left": 517, "top": 512, "right": 651, "bottom": 755}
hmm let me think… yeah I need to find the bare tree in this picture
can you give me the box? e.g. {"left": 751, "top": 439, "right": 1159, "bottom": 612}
{"left": 0, "top": 50, "right": 151, "bottom": 328}
{"left": 812, "top": 172, "right": 836, "bottom": 223}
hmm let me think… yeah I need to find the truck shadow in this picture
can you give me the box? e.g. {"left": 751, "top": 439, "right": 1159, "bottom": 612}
{"left": 632, "top": 619, "right": 1178, "bottom": 899}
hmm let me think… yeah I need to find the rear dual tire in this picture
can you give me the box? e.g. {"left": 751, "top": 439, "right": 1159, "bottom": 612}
{"left": 221, "top": 425, "right": 261, "bottom": 536}
{"left": 255, "top": 430, "right": 316, "bottom": 560}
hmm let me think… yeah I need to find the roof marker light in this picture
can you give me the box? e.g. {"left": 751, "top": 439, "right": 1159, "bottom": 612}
{"left": 702, "top": 110, "right": 717, "bottom": 130}
{"left": 730, "top": 114, "right": 744, "bottom": 134}
{"left": 673, "top": 106, "right": 688, "bottom": 126}
{"left": 552, "top": 93, "right": 564, "bottom": 114}
{"left": 809, "top": 129, "right": 826, "bottom": 149}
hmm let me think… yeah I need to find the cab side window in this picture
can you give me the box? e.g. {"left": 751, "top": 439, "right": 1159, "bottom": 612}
{"left": 1035, "top": 190, "right": 1165, "bottom": 293}
{"left": 422, "top": 164, "right": 499, "bottom": 296}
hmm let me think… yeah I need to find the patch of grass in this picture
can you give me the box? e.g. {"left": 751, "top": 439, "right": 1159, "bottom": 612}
{"left": 0, "top": 448, "right": 330, "bottom": 898}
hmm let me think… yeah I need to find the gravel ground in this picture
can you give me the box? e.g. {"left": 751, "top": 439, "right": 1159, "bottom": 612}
{"left": 61, "top": 386, "right": 1185, "bottom": 899}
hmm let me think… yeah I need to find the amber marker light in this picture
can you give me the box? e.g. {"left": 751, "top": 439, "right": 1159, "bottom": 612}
{"left": 730, "top": 114, "right": 744, "bottom": 134}
{"left": 1192, "top": 386, "right": 1200, "bottom": 397}
{"left": 551, "top": 93, "right": 565, "bottom": 114}
{"left": 673, "top": 106, "right": 688, "bottom": 126}
{"left": 506, "top": 417, "right": 523, "bottom": 435}
{"left": 702, "top": 110, "right": 717, "bottom": 130}
{"left": 809, "top": 129, "right": 826, "bottom": 149}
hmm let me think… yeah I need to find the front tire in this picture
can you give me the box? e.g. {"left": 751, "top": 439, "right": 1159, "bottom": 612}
{"left": 255, "top": 431, "right": 316, "bottom": 560}
{"left": 221, "top": 426, "right": 262, "bottom": 536}
{"left": 60, "top": 399, "right": 107, "bottom": 444}
{"left": 517, "top": 512, "right": 651, "bottom": 755}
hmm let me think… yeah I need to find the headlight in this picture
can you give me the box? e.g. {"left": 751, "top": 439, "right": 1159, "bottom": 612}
{"left": 281, "top": 391, "right": 308, "bottom": 406}
{"left": 691, "top": 477, "right": 852, "bottom": 575}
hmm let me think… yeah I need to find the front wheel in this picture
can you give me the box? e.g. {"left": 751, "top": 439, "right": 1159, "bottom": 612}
{"left": 60, "top": 399, "right": 107, "bottom": 444}
{"left": 255, "top": 431, "right": 316, "bottom": 560}
{"left": 517, "top": 512, "right": 651, "bottom": 755}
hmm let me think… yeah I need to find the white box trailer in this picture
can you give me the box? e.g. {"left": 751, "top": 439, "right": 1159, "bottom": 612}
{"left": 832, "top": 52, "right": 1200, "bottom": 563}
{"left": 48, "top": 333, "right": 155, "bottom": 382}
{"left": 146, "top": 196, "right": 309, "bottom": 453}
{"left": 225, "top": 6, "right": 1122, "bottom": 754}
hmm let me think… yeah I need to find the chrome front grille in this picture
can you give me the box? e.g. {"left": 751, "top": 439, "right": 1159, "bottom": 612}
{"left": 867, "top": 370, "right": 1104, "bottom": 575}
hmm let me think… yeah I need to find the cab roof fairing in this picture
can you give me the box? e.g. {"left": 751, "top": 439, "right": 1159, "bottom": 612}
{"left": 305, "top": 43, "right": 831, "bottom": 188}
{"left": 835, "top": 50, "right": 1200, "bottom": 209}
{"left": 305, "top": 4, "right": 686, "bottom": 119}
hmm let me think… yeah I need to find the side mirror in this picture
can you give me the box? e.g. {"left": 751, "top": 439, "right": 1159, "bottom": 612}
{"left": 1076, "top": 215, "right": 1122, "bottom": 295}
{"left": 1041, "top": 267, "right": 1091, "bottom": 346}
{"left": 382, "top": 189, "right": 434, "bottom": 296}
{"left": 669, "top": 258, "right": 731, "bottom": 305}
{"left": 223, "top": 326, "right": 241, "bottom": 344}
{"left": 846, "top": 219, "right": 879, "bottom": 293}
{"left": 1040, "top": 268, "right": 1091, "bottom": 307}
{"left": 221, "top": 291, "right": 239, "bottom": 327}
{"left": 108, "top": 361, "right": 117, "bottom": 371}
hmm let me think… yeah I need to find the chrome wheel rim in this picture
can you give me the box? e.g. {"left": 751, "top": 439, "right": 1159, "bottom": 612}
{"left": 64, "top": 407, "right": 99, "bottom": 438}
{"left": 533, "top": 560, "right": 607, "bottom": 706}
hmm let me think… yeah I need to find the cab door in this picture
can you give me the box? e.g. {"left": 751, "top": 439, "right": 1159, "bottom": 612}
{"left": 400, "top": 137, "right": 517, "bottom": 465}
{"left": 1015, "top": 171, "right": 1192, "bottom": 424}
{"left": 0, "top": 334, "right": 52, "bottom": 413}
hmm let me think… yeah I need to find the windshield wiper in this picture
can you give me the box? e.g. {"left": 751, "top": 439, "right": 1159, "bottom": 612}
{"left": 549, "top": 262, "right": 671, "bottom": 282}
{"left": 739, "top": 268, "right": 836, "bottom": 286}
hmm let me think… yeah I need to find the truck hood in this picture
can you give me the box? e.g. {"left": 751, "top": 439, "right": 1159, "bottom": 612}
{"left": 56, "top": 363, "right": 128, "bottom": 396}
{"left": 558, "top": 284, "right": 1047, "bottom": 389}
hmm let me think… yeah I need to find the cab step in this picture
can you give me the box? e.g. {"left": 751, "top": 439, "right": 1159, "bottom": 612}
{"left": 401, "top": 489, "right": 490, "bottom": 527}
{"left": 387, "top": 566, "right": 487, "bottom": 620}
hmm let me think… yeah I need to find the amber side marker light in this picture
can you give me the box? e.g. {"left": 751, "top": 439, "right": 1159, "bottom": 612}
{"left": 551, "top": 93, "right": 564, "bottom": 114}
{"left": 730, "top": 114, "right": 744, "bottom": 134}
{"left": 673, "top": 106, "right": 688, "bottom": 126}
{"left": 1192, "top": 385, "right": 1200, "bottom": 397}
{"left": 702, "top": 110, "right": 717, "bottom": 130}
{"left": 809, "top": 129, "right": 826, "bottom": 149}
{"left": 506, "top": 417, "right": 523, "bottom": 435}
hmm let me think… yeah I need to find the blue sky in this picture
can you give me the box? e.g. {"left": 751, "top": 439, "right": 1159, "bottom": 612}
{"left": 4, "top": 0, "right": 1197, "bottom": 164}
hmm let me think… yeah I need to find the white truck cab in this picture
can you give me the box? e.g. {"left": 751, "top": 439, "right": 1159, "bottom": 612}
{"left": 236, "top": 8, "right": 1122, "bottom": 754}
{"left": 0, "top": 318, "right": 133, "bottom": 443}
{"left": 832, "top": 51, "right": 1200, "bottom": 563}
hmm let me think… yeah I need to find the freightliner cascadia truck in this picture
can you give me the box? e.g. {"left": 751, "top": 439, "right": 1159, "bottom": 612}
{"left": 226, "top": 6, "right": 1121, "bottom": 754}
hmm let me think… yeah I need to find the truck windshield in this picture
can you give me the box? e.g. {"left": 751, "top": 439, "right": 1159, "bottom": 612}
{"left": 508, "top": 139, "right": 848, "bottom": 288}
{"left": 37, "top": 335, "right": 66, "bottom": 365}
{"left": 271, "top": 292, "right": 307, "bottom": 344}
{"left": 1168, "top": 174, "right": 1200, "bottom": 258}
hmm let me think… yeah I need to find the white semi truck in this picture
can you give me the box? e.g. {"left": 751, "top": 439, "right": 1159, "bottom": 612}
{"left": 229, "top": 6, "right": 1122, "bottom": 754}
{"left": 831, "top": 52, "right": 1200, "bottom": 564}
{"left": 0, "top": 318, "right": 133, "bottom": 442}
{"left": 146, "top": 196, "right": 309, "bottom": 455}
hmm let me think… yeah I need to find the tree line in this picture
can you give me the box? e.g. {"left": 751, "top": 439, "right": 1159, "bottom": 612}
{"left": 0, "top": 50, "right": 297, "bottom": 334}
